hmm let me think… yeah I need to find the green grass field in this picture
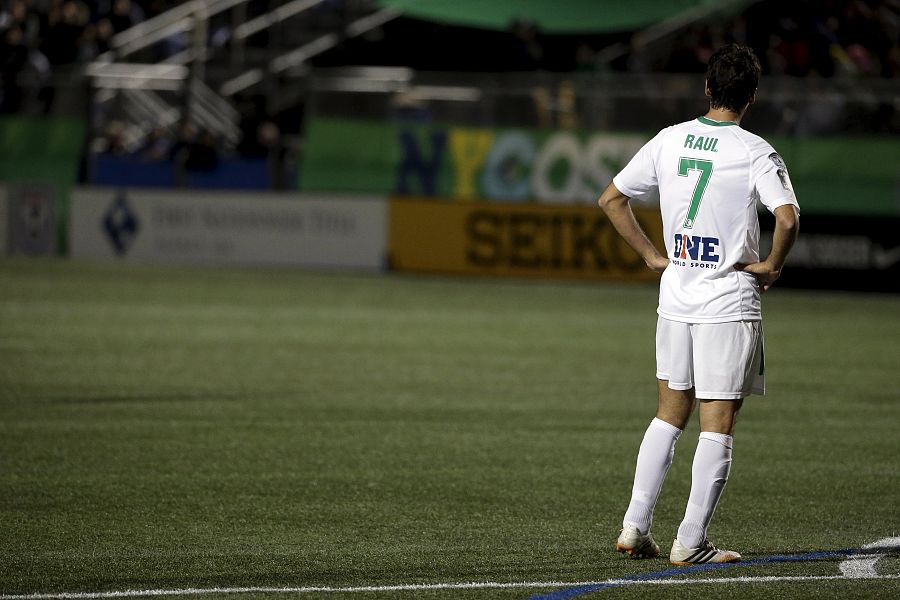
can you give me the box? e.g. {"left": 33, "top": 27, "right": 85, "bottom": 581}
{"left": 1, "top": 258, "right": 898, "bottom": 599}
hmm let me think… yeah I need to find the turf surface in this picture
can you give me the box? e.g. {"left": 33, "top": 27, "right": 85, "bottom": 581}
{"left": 1, "top": 258, "right": 898, "bottom": 599}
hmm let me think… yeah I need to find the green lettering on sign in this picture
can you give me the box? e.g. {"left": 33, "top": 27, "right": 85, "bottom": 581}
{"left": 678, "top": 157, "right": 713, "bottom": 229}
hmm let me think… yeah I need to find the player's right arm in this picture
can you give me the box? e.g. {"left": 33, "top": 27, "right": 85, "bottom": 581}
{"left": 738, "top": 143, "right": 801, "bottom": 292}
{"left": 737, "top": 204, "right": 799, "bottom": 292}
{"left": 599, "top": 182, "right": 670, "bottom": 273}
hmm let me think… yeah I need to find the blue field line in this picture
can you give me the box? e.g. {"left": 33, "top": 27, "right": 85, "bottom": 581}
{"left": 529, "top": 548, "right": 859, "bottom": 600}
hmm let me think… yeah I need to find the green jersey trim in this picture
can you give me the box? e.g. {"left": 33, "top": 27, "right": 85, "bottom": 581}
{"left": 697, "top": 116, "right": 738, "bottom": 127}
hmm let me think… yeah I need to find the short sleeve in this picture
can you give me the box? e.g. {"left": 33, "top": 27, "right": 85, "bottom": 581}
{"left": 613, "top": 129, "right": 665, "bottom": 200}
{"left": 752, "top": 146, "right": 799, "bottom": 213}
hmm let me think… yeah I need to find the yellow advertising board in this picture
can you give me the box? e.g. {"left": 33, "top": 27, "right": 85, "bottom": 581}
{"left": 389, "top": 198, "right": 665, "bottom": 282}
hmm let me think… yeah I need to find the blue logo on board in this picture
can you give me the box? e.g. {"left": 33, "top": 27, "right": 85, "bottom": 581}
{"left": 103, "top": 192, "right": 139, "bottom": 255}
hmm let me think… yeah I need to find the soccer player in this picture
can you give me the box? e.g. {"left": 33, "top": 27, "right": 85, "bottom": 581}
{"left": 598, "top": 43, "right": 799, "bottom": 565}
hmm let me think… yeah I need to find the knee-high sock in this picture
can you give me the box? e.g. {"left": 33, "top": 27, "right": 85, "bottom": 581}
{"left": 677, "top": 431, "right": 733, "bottom": 548}
{"left": 622, "top": 417, "right": 682, "bottom": 534}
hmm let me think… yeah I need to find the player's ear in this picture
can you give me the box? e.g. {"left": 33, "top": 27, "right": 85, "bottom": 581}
{"left": 704, "top": 80, "right": 711, "bottom": 97}
{"left": 749, "top": 92, "right": 756, "bottom": 106}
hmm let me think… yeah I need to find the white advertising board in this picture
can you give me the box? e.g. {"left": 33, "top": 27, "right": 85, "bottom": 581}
{"left": 70, "top": 188, "right": 387, "bottom": 270}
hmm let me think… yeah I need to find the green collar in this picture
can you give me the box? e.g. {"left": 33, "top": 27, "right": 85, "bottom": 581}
{"left": 697, "top": 116, "right": 738, "bottom": 127}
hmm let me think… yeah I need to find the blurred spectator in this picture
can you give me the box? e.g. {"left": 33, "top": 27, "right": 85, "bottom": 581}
{"left": 235, "top": 93, "right": 285, "bottom": 164}
{"left": 40, "top": 0, "right": 90, "bottom": 65}
{"left": 169, "top": 120, "right": 196, "bottom": 163}
{"left": 235, "top": 119, "right": 281, "bottom": 158}
{"left": 1, "top": 25, "right": 28, "bottom": 112}
{"left": 574, "top": 43, "right": 599, "bottom": 73}
{"left": 664, "top": 25, "right": 720, "bottom": 73}
{"left": 135, "top": 125, "right": 172, "bottom": 161}
{"left": 104, "top": 0, "right": 141, "bottom": 34}
{"left": 509, "top": 18, "right": 544, "bottom": 71}
{"left": 91, "top": 0, "right": 145, "bottom": 58}
{"left": 389, "top": 89, "right": 433, "bottom": 123}
{"left": 91, "top": 16, "right": 113, "bottom": 55}
{"left": 531, "top": 79, "right": 579, "bottom": 129}
{"left": 99, "top": 119, "right": 129, "bottom": 154}
{"left": 1, "top": 0, "right": 40, "bottom": 43}
{"left": 169, "top": 121, "right": 219, "bottom": 171}
{"left": 169, "top": 121, "right": 221, "bottom": 185}
{"left": 184, "top": 128, "right": 220, "bottom": 172}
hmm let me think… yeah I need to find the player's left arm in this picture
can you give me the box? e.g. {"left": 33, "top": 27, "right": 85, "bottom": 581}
{"left": 737, "top": 204, "right": 799, "bottom": 292}
{"left": 599, "top": 182, "right": 669, "bottom": 273}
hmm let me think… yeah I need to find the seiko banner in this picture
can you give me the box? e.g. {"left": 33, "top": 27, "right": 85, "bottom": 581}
{"left": 760, "top": 212, "right": 900, "bottom": 293}
{"left": 70, "top": 188, "right": 387, "bottom": 270}
{"left": 389, "top": 198, "right": 665, "bottom": 281}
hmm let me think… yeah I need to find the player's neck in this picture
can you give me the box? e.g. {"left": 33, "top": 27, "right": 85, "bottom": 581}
{"left": 704, "top": 106, "right": 744, "bottom": 125}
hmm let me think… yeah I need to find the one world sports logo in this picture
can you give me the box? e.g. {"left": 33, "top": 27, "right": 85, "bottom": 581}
{"left": 673, "top": 233, "right": 720, "bottom": 268}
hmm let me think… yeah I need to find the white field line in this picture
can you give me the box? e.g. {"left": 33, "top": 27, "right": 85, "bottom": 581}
{"left": 2, "top": 574, "right": 899, "bottom": 599}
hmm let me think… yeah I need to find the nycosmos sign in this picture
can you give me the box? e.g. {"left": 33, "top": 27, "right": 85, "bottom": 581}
{"left": 395, "top": 128, "right": 648, "bottom": 203}
{"left": 300, "top": 118, "right": 651, "bottom": 205}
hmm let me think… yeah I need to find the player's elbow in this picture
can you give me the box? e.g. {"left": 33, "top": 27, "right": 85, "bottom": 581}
{"left": 774, "top": 205, "right": 799, "bottom": 235}
{"left": 598, "top": 183, "right": 627, "bottom": 212}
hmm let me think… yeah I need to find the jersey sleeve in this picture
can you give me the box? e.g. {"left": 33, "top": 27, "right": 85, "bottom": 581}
{"left": 612, "top": 128, "right": 665, "bottom": 200}
{"left": 751, "top": 142, "right": 800, "bottom": 213}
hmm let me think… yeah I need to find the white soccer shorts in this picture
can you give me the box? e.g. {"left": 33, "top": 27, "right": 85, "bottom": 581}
{"left": 655, "top": 317, "right": 765, "bottom": 400}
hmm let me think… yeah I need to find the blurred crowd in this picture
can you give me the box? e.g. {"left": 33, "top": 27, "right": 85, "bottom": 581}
{"left": 654, "top": 0, "right": 900, "bottom": 78}
{"left": 0, "top": 0, "right": 188, "bottom": 112}
{"left": 2, "top": 0, "right": 896, "bottom": 150}
{"left": 98, "top": 102, "right": 283, "bottom": 167}
{"left": 2, "top": 0, "right": 895, "bottom": 111}
{"left": 0, "top": 0, "right": 185, "bottom": 61}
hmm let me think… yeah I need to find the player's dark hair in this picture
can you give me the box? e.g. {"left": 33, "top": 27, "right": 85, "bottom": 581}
{"left": 706, "top": 44, "right": 761, "bottom": 112}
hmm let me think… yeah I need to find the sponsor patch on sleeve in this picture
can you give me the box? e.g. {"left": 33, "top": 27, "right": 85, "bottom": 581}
{"left": 768, "top": 152, "right": 791, "bottom": 190}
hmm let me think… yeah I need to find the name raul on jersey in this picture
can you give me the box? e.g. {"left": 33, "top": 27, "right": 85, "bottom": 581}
{"left": 683, "top": 134, "right": 718, "bottom": 152}
{"left": 672, "top": 233, "right": 720, "bottom": 269}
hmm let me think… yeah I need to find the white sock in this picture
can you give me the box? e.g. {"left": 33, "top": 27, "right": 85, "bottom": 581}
{"left": 677, "top": 431, "right": 733, "bottom": 548}
{"left": 622, "top": 417, "right": 682, "bottom": 534}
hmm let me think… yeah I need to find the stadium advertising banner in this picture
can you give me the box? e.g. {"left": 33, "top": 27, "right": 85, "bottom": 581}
{"left": 1, "top": 183, "right": 58, "bottom": 256}
{"left": 301, "top": 117, "right": 897, "bottom": 216}
{"left": 389, "top": 198, "right": 664, "bottom": 281}
{"left": 70, "top": 188, "right": 387, "bottom": 270}
{"left": 301, "top": 117, "right": 648, "bottom": 205}
{"left": 760, "top": 213, "right": 900, "bottom": 293}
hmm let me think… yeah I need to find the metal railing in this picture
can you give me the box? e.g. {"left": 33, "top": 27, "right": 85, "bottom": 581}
{"left": 220, "top": 5, "right": 402, "bottom": 97}
{"left": 303, "top": 69, "right": 900, "bottom": 137}
{"left": 86, "top": 0, "right": 402, "bottom": 152}
{"left": 96, "top": 0, "right": 251, "bottom": 62}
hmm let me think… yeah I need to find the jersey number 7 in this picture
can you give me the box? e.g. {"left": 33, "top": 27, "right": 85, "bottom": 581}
{"left": 678, "top": 157, "right": 713, "bottom": 229}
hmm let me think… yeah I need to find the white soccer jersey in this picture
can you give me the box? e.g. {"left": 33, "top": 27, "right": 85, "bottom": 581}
{"left": 613, "top": 116, "right": 799, "bottom": 323}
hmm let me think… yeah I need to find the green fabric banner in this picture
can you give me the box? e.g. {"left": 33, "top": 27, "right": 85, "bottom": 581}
{"left": 378, "top": 0, "right": 724, "bottom": 33}
{"left": 768, "top": 136, "right": 899, "bottom": 215}
{"left": 0, "top": 117, "right": 84, "bottom": 185}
